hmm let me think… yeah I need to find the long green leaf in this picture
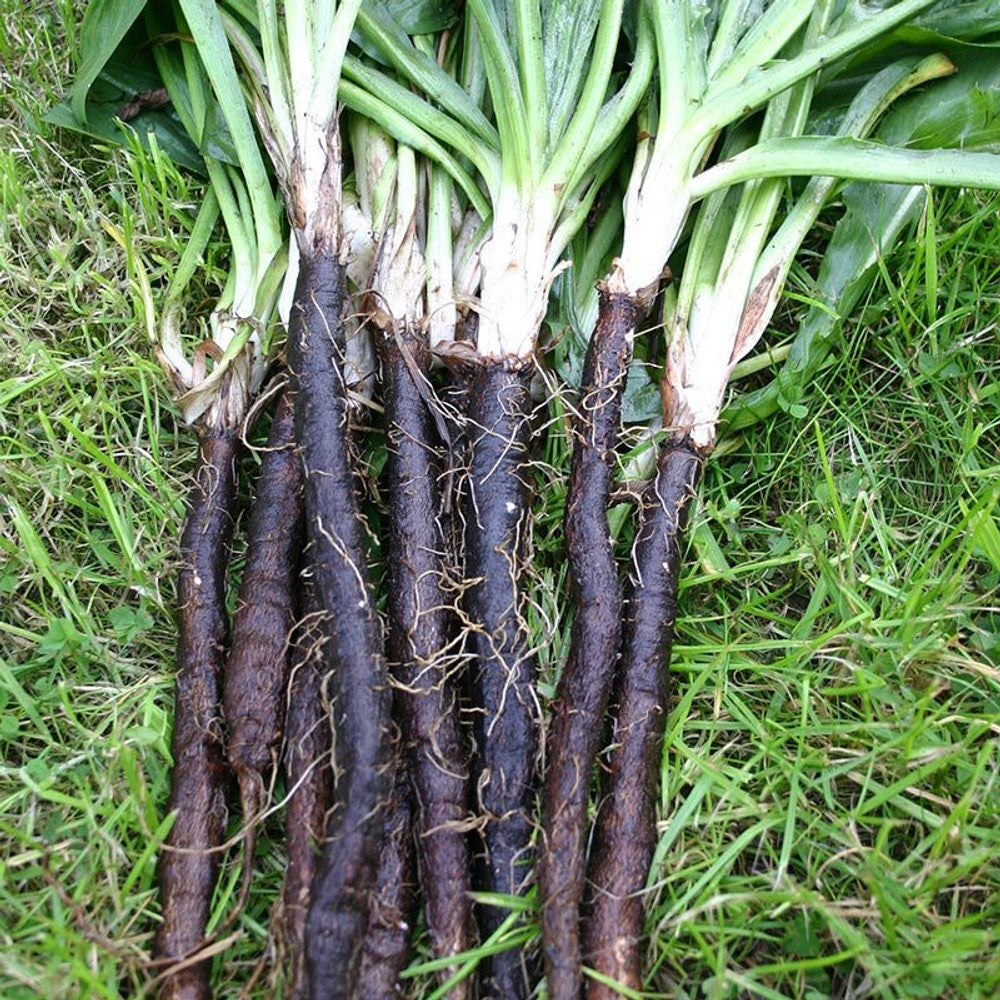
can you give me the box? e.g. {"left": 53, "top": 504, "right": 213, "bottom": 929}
{"left": 541, "top": 0, "right": 600, "bottom": 147}
{"left": 342, "top": 55, "right": 500, "bottom": 190}
{"left": 375, "top": 0, "right": 458, "bottom": 33}
{"left": 356, "top": 4, "right": 498, "bottom": 147}
{"left": 70, "top": 0, "right": 147, "bottom": 123}
{"left": 339, "top": 80, "right": 491, "bottom": 218}
{"left": 721, "top": 181, "right": 926, "bottom": 432}
{"left": 692, "top": 136, "right": 1000, "bottom": 198}
{"left": 176, "top": 0, "right": 281, "bottom": 265}
{"left": 692, "top": 0, "right": 937, "bottom": 138}
{"left": 543, "top": 0, "right": 625, "bottom": 191}
{"left": 467, "top": 0, "right": 531, "bottom": 189}
{"left": 515, "top": 0, "right": 547, "bottom": 160}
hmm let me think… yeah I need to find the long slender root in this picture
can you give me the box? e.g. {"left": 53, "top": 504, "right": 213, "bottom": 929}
{"left": 582, "top": 436, "right": 703, "bottom": 1000}
{"left": 464, "top": 359, "right": 538, "bottom": 1000}
{"left": 287, "top": 250, "right": 391, "bottom": 1000}
{"left": 358, "top": 755, "right": 417, "bottom": 997}
{"left": 155, "top": 431, "right": 238, "bottom": 1000}
{"left": 380, "top": 331, "right": 473, "bottom": 995}
{"left": 539, "top": 288, "right": 638, "bottom": 1000}
{"left": 223, "top": 390, "right": 303, "bottom": 917}
{"left": 277, "top": 584, "right": 331, "bottom": 1000}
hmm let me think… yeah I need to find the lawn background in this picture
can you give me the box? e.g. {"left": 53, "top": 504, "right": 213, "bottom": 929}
{"left": 2, "top": 2, "right": 1000, "bottom": 998}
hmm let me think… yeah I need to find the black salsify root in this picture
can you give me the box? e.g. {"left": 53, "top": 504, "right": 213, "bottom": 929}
{"left": 538, "top": 288, "right": 639, "bottom": 1000}
{"left": 154, "top": 430, "right": 239, "bottom": 1000}
{"left": 379, "top": 329, "right": 474, "bottom": 996}
{"left": 463, "top": 359, "right": 538, "bottom": 1000}
{"left": 279, "top": 580, "right": 331, "bottom": 1000}
{"left": 582, "top": 435, "right": 703, "bottom": 1000}
{"left": 222, "top": 390, "right": 303, "bottom": 915}
{"left": 286, "top": 249, "right": 392, "bottom": 1000}
{"left": 357, "top": 752, "right": 417, "bottom": 998}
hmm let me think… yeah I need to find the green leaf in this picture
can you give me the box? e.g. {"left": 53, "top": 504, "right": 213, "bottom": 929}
{"left": 542, "top": 0, "right": 602, "bottom": 147}
{"left": 878, "top": 50, "right": 1000, "bottom": 151}
{"left": 109, "top": 606, "right": 155, "bottom": 642}
{"left": 692, "top": 135, "right": 1000, "bottom": 199}
{"left": 372, "top": 0, "right": 458, "bottom": 33}
{"left": 46, "top": 85, "right": 207, "bottom": 176}
{"left": 69, "top": 0, "right": 147, "bottom": 123}
{"left": 837, "top": 0, "right": 1000, "bottom": 77}
{"left": 48, "top": 16, "right": 239, "bottom": 176}
{"left": 722, "top": 181, "right": 926, "bottom": 433}
{"left": 175, "top": 0, "right": 277, "bottom": 252}
{"left": 339, "top": 79, "right": 491, "bottom": 218}
{"left": 354, "top": 4, "right": 498, "bottom": 147}
{"left": 467, "top": 0, "right": 531, "bottom": 187}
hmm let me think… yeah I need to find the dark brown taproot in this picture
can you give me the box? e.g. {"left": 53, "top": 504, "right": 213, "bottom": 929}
{"left": 286, "top": 250, "right": 391, "bottom": 1000}
{"left": 278, "top": 582, "right": 331, "bottom": 1000}
{"left": 358, "top": 755, "right": 417, "bottom": 997}
{"left": 539, "top": 288, "right": 638, "bottom": 1000}
{"left": 582, "top": 436, "right": 702, "bottom": 1000}
{"left": 463, "top": 360, "right": 537, "bottom": 1000}
{"left": 379, "top": 331, "right": 472, "bottom": 996}
{"left": 223, "top": 390, "right": 303, "bottom": 902}
{"left": 155, "top": 431, "right": 238, "bottom": 1000}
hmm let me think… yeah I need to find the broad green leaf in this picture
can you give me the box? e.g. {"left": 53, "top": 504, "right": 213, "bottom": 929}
{"left": 842, "top": 0, "right": 1000, "bottom": 73}
{"left": 50, "top": 13, "right": 241, "bottom": 177}
{"left": 47, "top": 35, "right": 208, "bottom": 177}
{"left": 724, "top": 46, "right": 1000, "bottom": 433}
{"left": 878, "top": 50, "right": 1000, "bottom": 151}
{"left": 46, "top": 93, "right": 205, "bottom": 175}
{"left": 69, "top": 0, "right": 147, "bottom": 123}
{"left": 372, "top": 0, "right": 458, "bottom": 33}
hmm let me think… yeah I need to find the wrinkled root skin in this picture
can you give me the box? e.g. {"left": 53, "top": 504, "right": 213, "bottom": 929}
{"left": 155, "top": 432, "right": 238, "bottom": 1000}
{"left": 464, "top": 361, "right": 538, "bottom": 1000}
{"left": 540, "top": 289, "right": 638, "bottom": 1000}
{"left": 287, "top": 250, "right": 391, "bottom": 1000}
{"left": 582, "top": 437, "right": 703, "bottom": 1000}
{"left": 358, "top": 757, "right": 417, "bottom": 998}
{"left": 279, "top": 584, "right": 330, "bottom": 1000}
{"left": 380, "top": 332, "right": 472, "bottom": 996}
{"left": 223, "top": 391, "right": 303, "bottom": 883}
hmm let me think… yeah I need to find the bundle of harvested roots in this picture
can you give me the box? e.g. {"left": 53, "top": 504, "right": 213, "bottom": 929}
{"left": 58, "top": 1, "right": 1000, "bottom": 998}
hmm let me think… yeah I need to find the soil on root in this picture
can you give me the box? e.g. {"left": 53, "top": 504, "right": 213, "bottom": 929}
{"left": 539, "top": 289, "right": 638, "bottom": 1000}
{"left": 154, "top": 431, "right": 238, "bottom": 1000}
{"left": 582, "top": 436, "right": 703, "bottom": 1000}
{"left": 286, "top": 249, "right": 391, "bottom": 1000}
{"left": 463, "top": 360, "right": 538, "bottom": 1000}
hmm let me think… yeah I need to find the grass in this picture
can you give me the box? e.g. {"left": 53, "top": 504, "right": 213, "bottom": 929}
{"left": 2, "top": 4, "right": 999, "bottom": 999}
